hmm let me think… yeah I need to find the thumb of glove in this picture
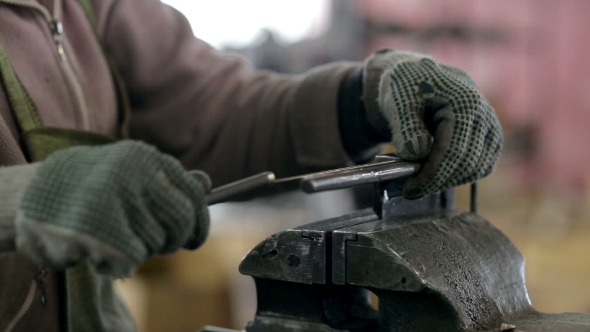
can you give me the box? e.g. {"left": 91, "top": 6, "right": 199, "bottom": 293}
{"left": 189, "top": 170, "right": 212, "bottom": 193}
{"left": 379, "top": 68, "right": 433, "bottom": 160}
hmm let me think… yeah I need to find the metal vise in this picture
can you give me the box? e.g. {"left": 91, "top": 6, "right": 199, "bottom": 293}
{"left": 203, "top": 157, "right": 590, "bottom": 332}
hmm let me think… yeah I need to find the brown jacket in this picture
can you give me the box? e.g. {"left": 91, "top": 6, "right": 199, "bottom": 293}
{"left": 0, "top": 0, "right": 358, "bottom": 330}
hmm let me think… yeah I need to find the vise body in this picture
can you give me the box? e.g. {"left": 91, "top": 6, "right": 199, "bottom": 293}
{"left": 203, "top": 157, "right": 590, "bottom": 332}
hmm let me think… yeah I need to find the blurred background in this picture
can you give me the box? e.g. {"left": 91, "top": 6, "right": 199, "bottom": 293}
{"left": 116, "top": 1, "right": 590, "bottom": 331}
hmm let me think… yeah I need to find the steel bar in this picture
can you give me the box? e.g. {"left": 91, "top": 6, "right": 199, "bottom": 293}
{"left": 205, "top": 157, "right": 421, "bottom": 204}
{"left": 274, "top": 158, "right": 406, "bottom": 185}
{"left": 206, "top": 171, "right": 275, "bottom": 205}
{"left": 470, "top": 182, "right": 478, "bottom": 213}
{"left": 200, "top": 327, "right": 241, "bottom": 332}
{"left": 300, "top": 162, "right": 421, "bottom": 193}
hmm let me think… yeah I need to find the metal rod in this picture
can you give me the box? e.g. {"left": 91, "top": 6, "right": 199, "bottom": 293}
{"left": 204, "top": 156, "right": 422, "bottom": 204}
{"left": 470, "top": 182, "right": 478, "bottom": 213}
{"left": 274, "top": 158, "right": 405, "bottom": 184}
{"left": 300, "top": 162, "right": 421, "bottom": 193}
{"left": 200, "top": 326, "right": 241, "bottom": 332}
{"left": 206, "top": 172, "right": 276, "bottom": 205}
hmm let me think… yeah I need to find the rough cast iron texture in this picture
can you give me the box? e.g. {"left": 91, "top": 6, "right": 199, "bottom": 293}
{"left": 231, "top": 179, "right": 590, "bottom": 332}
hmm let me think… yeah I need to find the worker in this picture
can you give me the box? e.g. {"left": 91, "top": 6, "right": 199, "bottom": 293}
{"left": 0, "top": 0, "right": 502, "bottom": 331}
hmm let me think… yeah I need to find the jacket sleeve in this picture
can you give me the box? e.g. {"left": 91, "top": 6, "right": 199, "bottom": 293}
{"left": 91, "top": 0, "right": 360, "bottom": 186}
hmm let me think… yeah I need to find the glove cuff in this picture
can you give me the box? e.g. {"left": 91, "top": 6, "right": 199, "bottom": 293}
{"left": 338, "top": 65, "right": 389, "bottom": 163}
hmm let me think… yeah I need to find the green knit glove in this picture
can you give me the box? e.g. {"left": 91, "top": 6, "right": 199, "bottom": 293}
{"left": 14, "top": 140, "right": 211, "bottom": 277}
{"left": 363, "top": 50, "right": 503, "bottom": 198}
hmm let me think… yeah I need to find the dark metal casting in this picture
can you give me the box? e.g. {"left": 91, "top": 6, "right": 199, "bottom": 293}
{"left": 202, "top": 157, "right": 590, "bottom": 332}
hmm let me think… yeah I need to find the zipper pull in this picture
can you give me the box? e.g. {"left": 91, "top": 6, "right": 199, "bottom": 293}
{"left": 49, "top": 19, "right": 66, "bottom": 61}
{"left": 35, "top": 269, "right": 48, "bottom": 307}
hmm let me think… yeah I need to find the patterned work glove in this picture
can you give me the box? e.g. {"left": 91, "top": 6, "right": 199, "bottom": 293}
{"left": 14, "top": 140, "right": 211, "bottom": 277}
{"left": 363, "top": 50, "right": 503, "bottom": 198}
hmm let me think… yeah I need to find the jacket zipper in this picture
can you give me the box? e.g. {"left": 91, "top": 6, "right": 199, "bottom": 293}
{"left": 35, "top": 268, "right": 48, "bottom": 307}
{"left": 0, "top": 0, "right": 91, "bottom": 130}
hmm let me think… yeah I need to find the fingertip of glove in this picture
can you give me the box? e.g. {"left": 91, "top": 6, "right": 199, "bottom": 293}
{"left": 188, "top": 170, "right": 212, "bottom": 193}
{"left": 184, "top": 216, "right": 210, "bottom": 251}
{"left": 182, "top": 200, "right": 211, "bottom": 251}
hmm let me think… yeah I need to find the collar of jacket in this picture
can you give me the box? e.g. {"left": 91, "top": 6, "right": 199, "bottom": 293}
{"left": 0, "top": 0, "right": 61, "bottom": 23}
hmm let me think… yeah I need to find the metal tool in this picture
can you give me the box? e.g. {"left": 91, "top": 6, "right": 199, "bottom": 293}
{"left": 201, "top": 155, "right": 590, "bottom": 332}
{"left": 205, "top": 172, "right": 276, "bottom": 205}
{"left": 205, "top": 155, "right": 421, "bottom": 206}
{"left": 204, "top": 158, "right": 479, "bottom": 212}
{"left": 299, "top": 160, "right": 420, "bottom": 194}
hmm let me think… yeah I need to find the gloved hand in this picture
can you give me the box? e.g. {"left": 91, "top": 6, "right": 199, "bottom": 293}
{"left": 14, "top": 140, "right": 211, "bottom": 277}
{"left": 358, "top": 50, "right": 502, "bottom": 198}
